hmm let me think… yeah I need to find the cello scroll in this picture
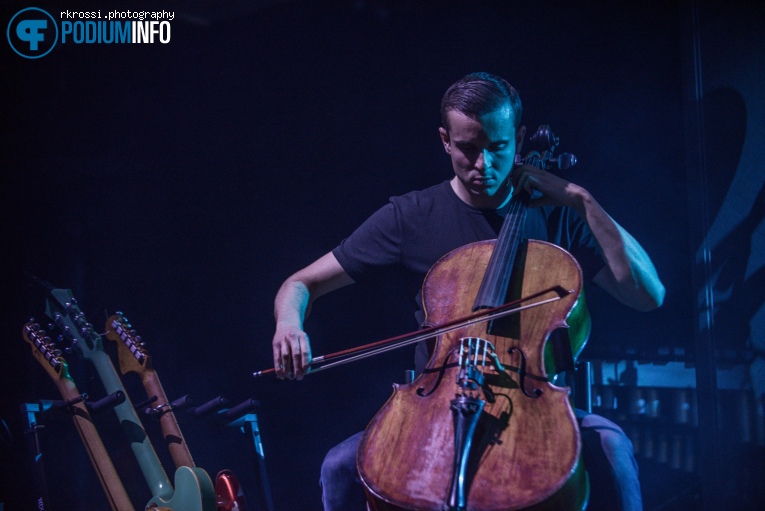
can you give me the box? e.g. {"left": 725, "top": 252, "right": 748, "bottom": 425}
{"left": 515, "top": 124, "right": 578, "bottom": 171}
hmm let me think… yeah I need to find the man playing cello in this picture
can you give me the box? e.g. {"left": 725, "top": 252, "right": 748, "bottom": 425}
{"left": 271, "top": 72, "right": 665, "bottom": 511}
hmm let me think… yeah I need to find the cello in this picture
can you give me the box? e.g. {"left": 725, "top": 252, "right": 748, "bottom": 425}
{"left": 357, "top": 126, "right": 590, "bottom": 511}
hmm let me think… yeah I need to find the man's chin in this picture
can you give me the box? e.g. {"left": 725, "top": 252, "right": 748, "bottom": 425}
{"left": 469, "top": 186, "right": 499, "bottom": 198}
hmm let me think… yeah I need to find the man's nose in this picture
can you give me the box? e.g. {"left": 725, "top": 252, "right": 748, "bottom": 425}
{"left": 476, "top": 149, "right": 491, "bottom": 170}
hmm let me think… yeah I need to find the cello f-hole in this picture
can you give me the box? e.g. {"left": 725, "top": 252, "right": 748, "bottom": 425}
{"left": 508, "top": 347, "right": 543, "bottom": 399}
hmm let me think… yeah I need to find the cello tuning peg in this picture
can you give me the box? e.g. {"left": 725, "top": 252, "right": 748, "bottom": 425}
{"left": 556, "top": 153, "right": 577, "bottom": 170}
{"left": 540, "top": 153, "right": 577, "bottom": 170}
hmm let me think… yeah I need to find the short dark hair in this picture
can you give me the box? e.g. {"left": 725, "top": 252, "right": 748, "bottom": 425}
{"left": 440, "top": 72, "right": 522, "bottom": 131}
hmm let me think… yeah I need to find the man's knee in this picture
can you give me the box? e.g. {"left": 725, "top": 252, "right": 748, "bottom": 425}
{"left": 321, "top": 432, "right": 363, "bottom": 481}
{"left": 600, "top": 428, "right": 637, "bottom": 464}
{"left": 580, "top": 413, "right": 638, "bottom": 471}
{"left": 321, "top": 444, "right": 346, "bottom": 479}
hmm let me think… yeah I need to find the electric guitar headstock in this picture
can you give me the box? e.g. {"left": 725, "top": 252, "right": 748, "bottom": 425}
{"left": 44, "top": 288, "right": 105, "bottom": 363}
{"left": 104, "top": 312, "right": 152, "bottom": 376}
{"left": 22, "top": 320, "right": 73, "bottom": 385}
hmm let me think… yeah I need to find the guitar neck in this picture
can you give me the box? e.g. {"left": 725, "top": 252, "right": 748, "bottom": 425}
{"left": 88, "top": 349, "right": 175, "bottom": 500}
{"left": 54, "top": 377, "right": 137, "bottom": 511}
{"left": 61, "top": 359, "right": 216, "bottom": 511}
{"left": 142, "top": 369, "right": 196, "bottom": 468}
{"left": 105, "top": 314, "right": 196, "bottom": 469}
{"left": 23, "top": 323, "right": 135, "bottom": 511}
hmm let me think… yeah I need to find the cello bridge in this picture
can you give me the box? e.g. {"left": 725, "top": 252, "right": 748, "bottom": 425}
{"left": 456, "top": 337, "right": 504, "bottom": 390}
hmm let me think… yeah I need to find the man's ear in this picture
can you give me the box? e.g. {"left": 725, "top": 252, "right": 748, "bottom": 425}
{"left": 515, "top": 125, "right": 527, "bottom": 154}
{"left": 438, "top": 127, "right": 451, "bottom": 154}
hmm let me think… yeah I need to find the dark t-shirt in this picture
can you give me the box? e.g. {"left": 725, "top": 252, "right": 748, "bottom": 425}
{"left": 332, "top": 180, "right": 603, "bottom": 372}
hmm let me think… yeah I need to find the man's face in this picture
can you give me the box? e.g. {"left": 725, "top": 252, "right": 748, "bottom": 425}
{"left": 439, "top": 105, "right": 525, "bottom": 208}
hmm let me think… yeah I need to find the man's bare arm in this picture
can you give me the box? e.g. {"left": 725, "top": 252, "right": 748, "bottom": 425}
{"left": 272, "top": 252, "right": 354, "bottom": 379}
{"left": 515, "top": 164, "right": 665, "bottom": 311}
{"left": 581, "top": 196, "right": 666, "bottom": 312}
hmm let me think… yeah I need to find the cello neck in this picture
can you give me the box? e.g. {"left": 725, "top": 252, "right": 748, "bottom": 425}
{"left": 472, "top": 194, "right": 528, "bottom": 311}
{"left": 472, "top": 131, "right": 564, "bottom": 312}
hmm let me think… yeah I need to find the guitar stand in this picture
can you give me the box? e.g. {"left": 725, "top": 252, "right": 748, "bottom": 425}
{"left": 191, "top": 396, "right": 276, "bottom": 511}
{"left": 21, "top": 401, "right": 55, "bottom": 511}
{"left": 21, "top": 391, "right": 124, "bottom": 511}
{"left": 224, "top": 400, "right": 275, "bottom": 511}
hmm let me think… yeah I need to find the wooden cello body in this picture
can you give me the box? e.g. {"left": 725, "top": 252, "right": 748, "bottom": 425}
{"left": 358, "top": 126, "right": 589, "bottom": 511}
{"left": 358, "top": 240, "right": 588, "bottom": 511}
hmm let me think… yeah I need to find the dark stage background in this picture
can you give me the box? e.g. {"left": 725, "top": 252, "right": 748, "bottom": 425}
{"left": 1, "top": 1, "right": 762, "bottom": 510}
